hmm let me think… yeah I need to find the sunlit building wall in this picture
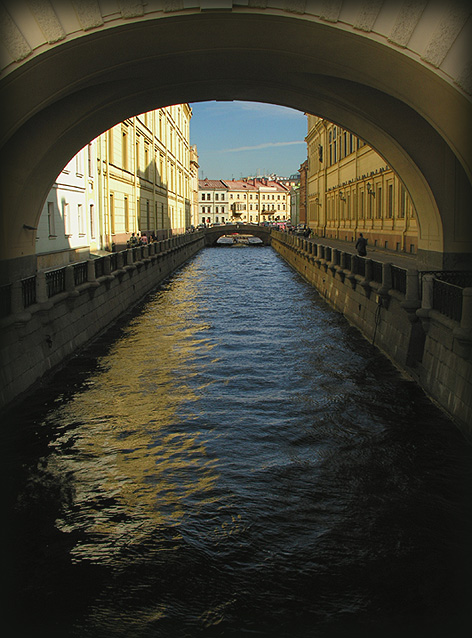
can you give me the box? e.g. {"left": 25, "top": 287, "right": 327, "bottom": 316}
{"left": 98, "top": 104, "right": 192, "bottom": 249}
{"left": 199, "top": 178, "right": 290, "bottom": 225}
{"left": 306, "top": 115, "right": 418, "bottom": 253}
{"left": 198, "top": 180, "right": 230, "bottom": 225}
{"left": 36, "top": 141, "right": 98, "bottom": 269}
{"left": 36, "top": 104, "right": 192, "bottom": 264}
{"left": 190, "top": 145, "right": 200, "bottom": 227}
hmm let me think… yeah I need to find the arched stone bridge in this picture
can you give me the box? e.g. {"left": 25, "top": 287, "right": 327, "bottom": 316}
{"left": 204, "top": 224, "right": 271, "bottom": 246}
{"left": 0, "top": 1, "right": 471, "bottom": 278}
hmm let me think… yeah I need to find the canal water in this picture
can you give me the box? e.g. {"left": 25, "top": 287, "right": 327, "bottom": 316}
{"left": 2, "top": 246, "right": 471, "bottom": 638}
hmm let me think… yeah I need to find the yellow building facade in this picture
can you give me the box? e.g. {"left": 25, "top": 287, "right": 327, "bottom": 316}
{"left": 36, "top": 105, "right": 193, "bottom": 265}
{"left": 198, "top": 178, "right": 290, "bottom": 225}
{"left": 97, "top": 104, "right": 193, "bottom": 249}
{"left": 306, "top": 115, "right": 418, "bottom": 254}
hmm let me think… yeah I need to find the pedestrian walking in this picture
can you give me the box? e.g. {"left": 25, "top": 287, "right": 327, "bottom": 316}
{"left": 356, "top": 233, "right": 367, "bottom": 256}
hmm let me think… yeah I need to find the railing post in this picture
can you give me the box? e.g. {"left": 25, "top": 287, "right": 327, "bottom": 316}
{"left": 103, "top": 255, "right": 111, "bottom": 275}
{"left": 416, "top": 274, "right": 434, "bottom": 329}
{"left": 36, "top": 270, "right": 48, "bottom": 303}
{"left": 380, "top": 262, "right": 392, "bottom": 294}
{"left": 405, "top": 269, "right": 419, "bottom": 302}
{"left": 421, "top": 274, "right": 434, "bottom": 310}
{"left": 87, "top": 259, "right": 97, "bottom": 282}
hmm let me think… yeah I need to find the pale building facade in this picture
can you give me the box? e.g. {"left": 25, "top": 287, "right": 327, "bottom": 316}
{"left": 36, "top": 141, "right": 99, "bottom": 269}
{"left": 198, "top": 180, "right": 230, "bottom": 225}
{"left": 189, "top": 145, "right": 200, "bottom": 227}
{"left": 36, "top": 104, "right": 193, "bottom": 265}
{"left": 198, "top": 178, "right": 290, "bottom": 225}
{"left": 99, "top": 104, "right": 192, "bottom": 249}
{"left": 306, "top": 115, "right": 418, "bottom": 253}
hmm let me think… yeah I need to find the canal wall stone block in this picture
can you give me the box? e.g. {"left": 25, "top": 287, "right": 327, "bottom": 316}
{"left": 0, "top": 235, "right": 204, "bottom": 411}
{"left": 272, "top": 231, "right": 472, "bottom": 437}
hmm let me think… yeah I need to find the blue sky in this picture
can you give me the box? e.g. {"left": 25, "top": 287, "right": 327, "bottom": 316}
{"left": 189, "top": 101, "right": 307, "bottom": 180}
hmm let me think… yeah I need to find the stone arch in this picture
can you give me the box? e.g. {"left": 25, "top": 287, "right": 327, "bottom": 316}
{"left": 0, "top": 3, "right": 471, "bottom": 277}
{"left": 204, "top": 225, "right": 271, "bottom": 246}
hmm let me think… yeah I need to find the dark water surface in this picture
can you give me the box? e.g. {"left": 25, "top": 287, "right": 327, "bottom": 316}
{"left": 2, "top": 247, "right": 471, "bottom": 638}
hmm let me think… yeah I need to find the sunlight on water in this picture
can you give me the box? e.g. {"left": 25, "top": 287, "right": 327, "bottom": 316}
{"left": 2, "top": 247, "right": 471, "bottom": 638}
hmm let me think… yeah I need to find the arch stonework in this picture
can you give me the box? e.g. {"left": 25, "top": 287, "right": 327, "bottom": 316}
{"left": 204, "top": 224, "right": 271, "bottom": 245}
{"left": 0, "top": 1, "right": 471, "bottom": 278}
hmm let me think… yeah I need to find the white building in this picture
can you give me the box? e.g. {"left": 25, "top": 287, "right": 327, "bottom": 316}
{"left": 36, "top": 141, "right": 98, "bottom": 269}
{"left": 198, "top": 180, "right": 230, "bottom": 225}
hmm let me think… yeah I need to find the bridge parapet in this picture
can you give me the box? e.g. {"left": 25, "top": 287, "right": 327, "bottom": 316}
{"left": 203, "top": 224, "right": 271, "bottom": 246}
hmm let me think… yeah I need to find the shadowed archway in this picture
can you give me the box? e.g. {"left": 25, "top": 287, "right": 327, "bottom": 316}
{"left": 1, "top": 3, "right": 471, "bottom": 278}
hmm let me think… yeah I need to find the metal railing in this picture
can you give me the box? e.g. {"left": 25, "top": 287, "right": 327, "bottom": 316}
{"left": 73, "top": 261, "right": 88, "bottom": 286}
{"left": 391, "top": 265, "right": 407, "bottom": 294}
{"left": 0, "top": 233, "right": 199, "bottom": 319}
{"left": 94, "top": 258, "right": 105, "bottom": 278}
{"left": 352, "top": 256, "right": 365, "bottom": 277}
{"left": 274, "top": 230, "right": 472, "bottom": 327}
{"left": 46, "top": 268, "right": 66, "bottom": 297}
{"left": 432, "top": 279, "right": 463, "bottom": 322}
{"left": 22, "top": 276, "right": 37, "bottom": 307}
{"left": 371, "top": 260, "right": 383, "bottom": 284}
{"left": 109, "top": 253, "right": 118, "bottom": 272}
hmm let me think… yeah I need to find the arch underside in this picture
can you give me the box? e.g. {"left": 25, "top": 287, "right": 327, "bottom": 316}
{"left": 205, "top": 225, "right": 271, "bottom": 246}
{"left": 1, "top": 11, "right": 471, "bottom": 276}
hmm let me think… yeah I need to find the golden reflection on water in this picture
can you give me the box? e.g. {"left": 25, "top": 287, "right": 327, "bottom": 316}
{"left": 49, "top": 271, "right": 226, "bottom": 561}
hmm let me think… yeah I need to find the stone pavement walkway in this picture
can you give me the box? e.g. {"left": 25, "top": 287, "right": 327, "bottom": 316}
{"left": 302, "top": 235, "right": 419, "bottom": 270}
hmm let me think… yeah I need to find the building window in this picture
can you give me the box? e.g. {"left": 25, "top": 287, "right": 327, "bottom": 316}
{"left": 388, "top": 184, "right": 393, "bottom": 218}
{"left": 144, "top": 144, "right": 150, "bottom": 179}
{"left": 76, "top": 151, "right": 83, "bottom": 176}
{"left": 399, "top": 185, "right": 406, "bottom": 218}
{"left": 110, "top": 193, "right": 115, "bottom": 234}
{"left": 108, "top": 131, "right": 114, "bottom": 163}
{"left": 215, "top": 193, "right": 219, "bottom": 201}
{"left": 88, "top": 143, "right": 93, "bottom": 176}
{"left": 122, "top": 129, "right": 128, "bottom": 171}
{"left": 78, "top": 204, "right": 85, "bottom": 235}
{"left": 124, "top": 197, "right": 129, "bottom": 232}
{"left": 376, "top": 186, "right": 382, "bottom": 218}
{"left": 90, "top": 204, "right": 96, "bottom": 239}
{"left": 47, "top": 202, "right": 56, "bottom": 237}
{"left": 63, "top": 202, "right": 71, "bottom": 236}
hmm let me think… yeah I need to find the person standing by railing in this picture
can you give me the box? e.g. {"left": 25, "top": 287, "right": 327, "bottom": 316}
{"left": 356, "top": 233, "right": 367, "bottom": 256}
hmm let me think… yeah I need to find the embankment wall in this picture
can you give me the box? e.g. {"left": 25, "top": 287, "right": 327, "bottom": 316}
{"left": 0, "top": 233, "right": 204, "bottom": 409}
{"left": 271, "top": 230, "right": 472, "bottom": 437}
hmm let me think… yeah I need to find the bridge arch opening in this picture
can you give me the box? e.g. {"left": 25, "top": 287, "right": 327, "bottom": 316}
{"left": 1, "top": 8, "right": 471, "bottom": 276}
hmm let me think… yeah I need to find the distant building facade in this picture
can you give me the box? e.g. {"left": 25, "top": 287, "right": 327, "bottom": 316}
{"left": 198, "top": 177, "right": 290, "bottom": 224}
{"left": 198, "top": 180, "right": 230, "bottom": 225}
{"left": 189, "top": 145, "right": 200, "bottom": 227}
{"left": 36, "top": 104, "right": 193, "bottom": 266}
{"left": 305, "top": 115, "right": 418, "bottom": 253}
